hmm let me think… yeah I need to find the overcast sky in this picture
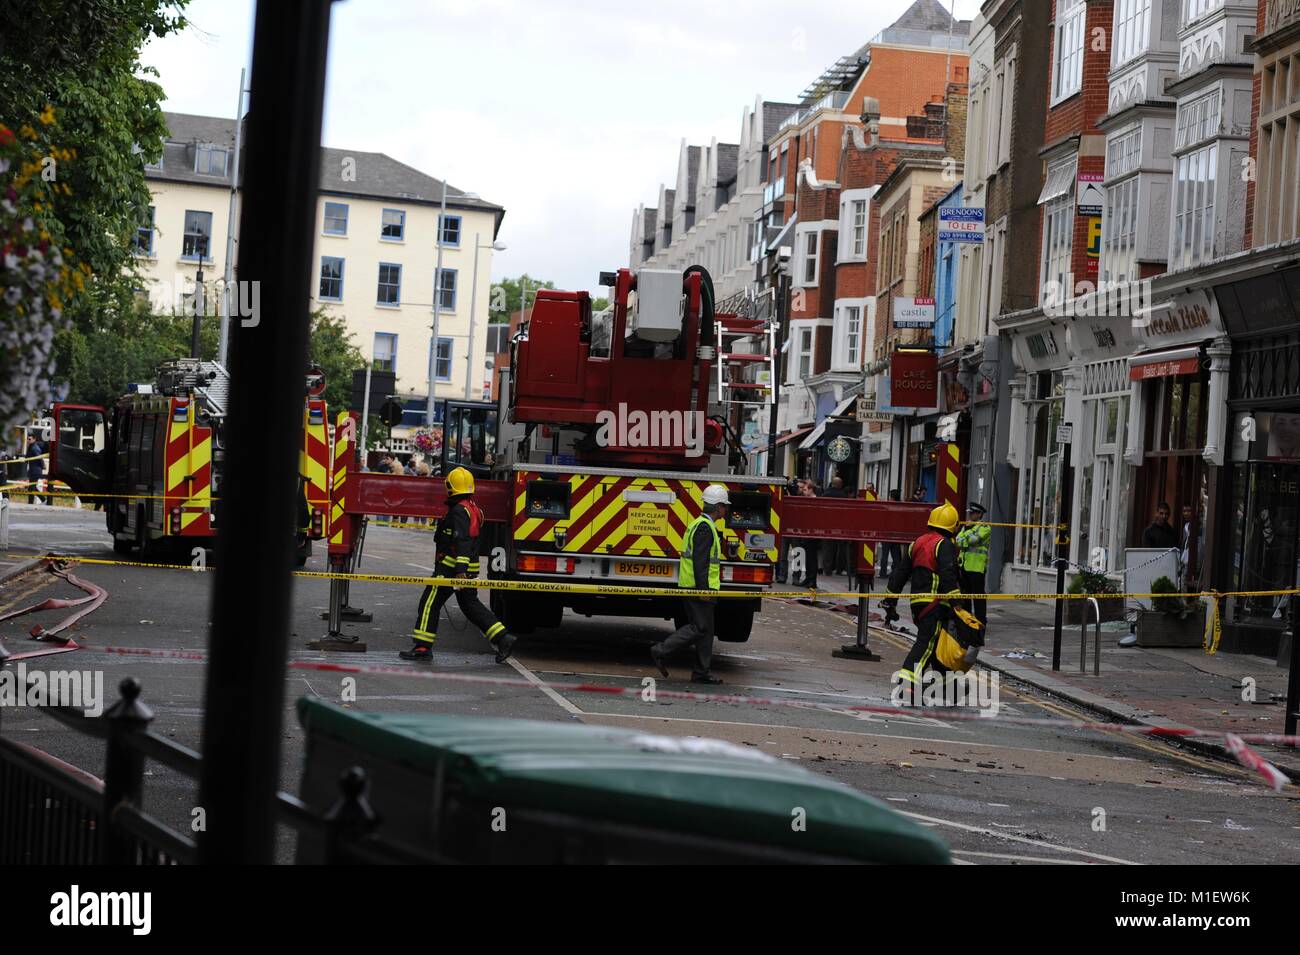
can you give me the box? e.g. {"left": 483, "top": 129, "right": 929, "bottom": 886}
{"left": 141, "top": 0, "right": 982, "bottom": 293}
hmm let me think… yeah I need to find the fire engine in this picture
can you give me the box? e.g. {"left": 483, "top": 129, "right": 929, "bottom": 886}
{"left": 325, "top": 265, "right": 939, "bottom": 647}
{"left": 49, "top": 360, "right": 333, "bottom": 564}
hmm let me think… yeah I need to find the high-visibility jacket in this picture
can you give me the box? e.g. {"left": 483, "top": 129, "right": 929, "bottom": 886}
{"left": 678, "top": 514, "right": 721, "bottom": 590}
{"left": 884, "top": 530, "right": 961, "bottom": 613}
{"left": 955, "top": 522, "right": 990, "bottom": 573}
{"left": 435, "top": 497, "right": 484, "bottom": 577}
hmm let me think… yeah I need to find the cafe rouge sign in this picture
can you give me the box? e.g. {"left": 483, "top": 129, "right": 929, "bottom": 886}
{"left": 890, "top": 350, "right": 939, "bottom": 408}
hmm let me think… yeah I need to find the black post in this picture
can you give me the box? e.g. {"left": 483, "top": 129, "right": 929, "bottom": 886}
{"left": 101, "top": 678, "right": 154, "bottom": 864}
{"left": 1287, "top": 589, "right": 1299, "bottom": 737}
{"left": 1051, "top": 430, "right": 1074, "bottom": 671}
{"left": 191, "top": 266, "right": 204, "bottom": 359}
{"left": 766, "top": 271, "right": 790, "bottom": 478}
{"left": 197, "top": 0, "right": 335, "bottom": 864}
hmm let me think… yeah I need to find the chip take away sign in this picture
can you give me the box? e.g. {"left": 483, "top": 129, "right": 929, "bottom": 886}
{"left": 890, "top": 350, "right": 939, "bottom": 408}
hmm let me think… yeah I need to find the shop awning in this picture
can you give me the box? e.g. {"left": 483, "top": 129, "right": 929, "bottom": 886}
{"left": 775, "top": 426, "right": 814, "bottom": 447}
{"left": 1128, "top": 346, "right": 1201, "bottom": 381}
{"left": 798, "top": 395, "right": 858, "bottom": 451}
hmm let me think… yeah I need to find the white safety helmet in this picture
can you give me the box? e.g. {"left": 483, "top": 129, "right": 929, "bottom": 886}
{"left": 702, "top": 484, "right": 730, "bottom": 507}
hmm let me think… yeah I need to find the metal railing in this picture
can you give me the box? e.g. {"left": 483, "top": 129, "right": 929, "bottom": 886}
{"left": 0, "top": 652, "right": 414, "bottom": 864}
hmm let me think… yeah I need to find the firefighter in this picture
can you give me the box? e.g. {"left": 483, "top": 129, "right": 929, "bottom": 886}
{"left": 649, "top": 483, "right": 728, "bottom": 685}
{"left": 399, "top": 466, "right": 516, "bottom": 664}
{"left": 880, "top": 502, "right": 963, "bottom": 696}
{"left": 955, "top": 501, "right": 990, "bottom": 626}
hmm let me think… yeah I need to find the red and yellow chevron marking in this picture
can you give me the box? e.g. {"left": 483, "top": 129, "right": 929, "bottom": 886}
{"left": 939, "top": 441, "right": 961, "bottom": 512}
{"left": 164, "top": 397, "right": 213, "bottom": 536}
{"left": 328, "top": 410, "right": 354, "bottom": 554}
{"left": 513, "top": 471, "right": 781, "bottom": 563}
{"left": 860, "top": 487, "right": 877, "bottom": 571}
{"left": 301, "top": 399, "right": 331, "bottom": 538}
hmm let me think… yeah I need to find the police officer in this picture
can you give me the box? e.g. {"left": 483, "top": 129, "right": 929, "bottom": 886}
{"left": 400, "top": 466, "right": 516, "bottom": 664}
{"left": 649, "top": 483, "right": 728, "bottom": 685}
{"left": 955, "top": 501, "right": 990, "bottom": 625}
{"left": 880, "top": 502, "right": 963, "bottom": 696}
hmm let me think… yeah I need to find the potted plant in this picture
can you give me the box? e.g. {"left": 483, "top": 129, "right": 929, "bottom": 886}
{"left": 1065, "top": 568, "right": 1125, "bottom": 624}
{"left": 1135, "top": 576, "right": 1206, "bottom": 648}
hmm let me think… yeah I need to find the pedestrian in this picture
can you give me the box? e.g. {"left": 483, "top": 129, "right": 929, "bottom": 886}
{"left": 955, "top": 501, "right": 990, "bottom": 625}
{"left": 880, "top": 502, "right": 964, "bottom": 700}
{"left": 879, "top": 489, "right": 903, "bottom": 579}
{"left": 25, "top": 439, "right": 45, "bottom": 505}
{"left": 820, "top": 476, "right": 848, "bottom": 576}
{"left": 399, "top": 466, "right": 516, "bottom": 664}
{"left": 911, "top": 485, "right": 927, "bottom": 504}
{"left": 649, "top": 483, "right": 728, "bottom": 685}
{"left": 1141, "top": 501, "right": 1178, "bottom": 550}
{"left": 798, "top": 478, "right": 819, "bottom": 589}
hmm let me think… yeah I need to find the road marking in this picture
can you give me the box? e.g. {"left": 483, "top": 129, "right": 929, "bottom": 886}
{"left": 896, "top": 810, "right": 1141, "bottom": 865}
{"left": 508, "top": 657, "right": 585, "bottom": 719}
{"left": 952, "top": 850, "right": 1089, "bottom": 865}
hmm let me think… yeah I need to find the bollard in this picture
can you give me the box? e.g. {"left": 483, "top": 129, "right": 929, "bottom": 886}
{"left": 101, "top": 677, "right": 154, "bottom": 865}
{"left": 1080, "top": 596, "right": 1100, "bottom": 676}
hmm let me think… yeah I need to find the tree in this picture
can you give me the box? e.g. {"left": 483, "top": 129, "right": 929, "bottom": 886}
{"left": 1, "top": 1, "right": 190, "bottom": 329}
{"left": 56, "top": 304, "right": 364, "bottom": 413}
{"left": 489, "top": 274, "right": 555, "bottom": 323}
{"left": 592, "top": 297, "right": 609, "bottom": 312}
{"left": 306, "top": 308, "right": 367, "bottom": 413}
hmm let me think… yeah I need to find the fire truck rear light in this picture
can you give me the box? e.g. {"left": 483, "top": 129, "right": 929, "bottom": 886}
{"left": 518, "top": 555, "right": 574, "bottom": 574}
{"left": 312, "top": 508, "right": 324, "bottom": 536}
{"left": 722, "top": 564, "right": 771, "bottom": 585}
{"left": 170, "top": 507, "right": 182, "bottom": 534}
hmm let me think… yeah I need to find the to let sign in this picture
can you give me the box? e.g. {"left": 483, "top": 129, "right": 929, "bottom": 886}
{"left": 890, "top": 350, "right": 939, "bottom": 408}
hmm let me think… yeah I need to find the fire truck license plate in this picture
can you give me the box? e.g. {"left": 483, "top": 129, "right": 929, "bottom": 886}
{"left": 615, "top": 561, "right": 672, "bottom": 578}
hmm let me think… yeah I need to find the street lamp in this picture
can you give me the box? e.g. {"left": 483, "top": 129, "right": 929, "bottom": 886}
{"left": 464, "top": 236, "right": 506, "bottom": 399}
{"left": 427, "top": 185, "right": 480, "bottom": 425}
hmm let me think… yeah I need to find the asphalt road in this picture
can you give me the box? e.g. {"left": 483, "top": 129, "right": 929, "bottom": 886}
{"left": 4, "top": 504, "right": 1300, "bottom": 864}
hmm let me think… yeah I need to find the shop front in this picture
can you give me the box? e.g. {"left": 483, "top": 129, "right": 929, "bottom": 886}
{"left": 1003, "top": 316, "right": 1071, "bottom": 593}
{"left": 1214, "top": 260, "right": 1300, "bottom": 657}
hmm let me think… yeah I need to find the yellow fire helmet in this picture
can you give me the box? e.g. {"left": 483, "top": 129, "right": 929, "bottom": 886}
{"left": 928, "top": 502, "right": 959, "bottom": 534}
{"left": 445, "top": 466, "right": 475, "bottom": 497}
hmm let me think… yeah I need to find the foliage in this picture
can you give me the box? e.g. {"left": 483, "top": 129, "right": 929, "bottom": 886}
{"left": 56, "top": 303, "right": 364, "bottom": 413}
{"left": 489, "top": 273, "right": 555, "bottom": 323}
{"left": 1, "top": 1, "right": 190, "bottom": 332}
{"left": 1150, "top": 575, "right": 1197, "bottom": 619}
{"left": 306, "top": 308, "right": 366, "bottom": 414}
{"left": 1068, "top": 567, "right": 1119, "bottom": 596}
{"left": 0, "top": 113, "right": 83, "bottom": 429}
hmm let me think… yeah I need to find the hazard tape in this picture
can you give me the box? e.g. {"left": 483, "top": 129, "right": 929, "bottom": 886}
{"left": 39, "top": 643, "right": 1291, "bottom": 791}
{"left": 7, "top": 553, "right": 1300, "bottom": 605}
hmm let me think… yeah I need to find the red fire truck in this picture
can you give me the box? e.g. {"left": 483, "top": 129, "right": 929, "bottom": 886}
{"left": 324, "top": 266, "right": 936, "bottom": 646}
{"left": 49, "top": 360, "right": 333, "bottom": 563}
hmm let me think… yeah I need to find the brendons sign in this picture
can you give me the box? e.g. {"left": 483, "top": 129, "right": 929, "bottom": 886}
{"left": 890, "top": 350, "right": 938, "bottom": 408}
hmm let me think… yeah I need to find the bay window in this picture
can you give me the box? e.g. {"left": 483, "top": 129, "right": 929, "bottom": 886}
{"left": 1052, "top": 0, "right": 1086, "bottom": 103}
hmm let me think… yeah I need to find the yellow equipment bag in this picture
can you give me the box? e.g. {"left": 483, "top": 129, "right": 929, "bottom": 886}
{"left": 936, "top": 607, "right": 984, "bottom": 672}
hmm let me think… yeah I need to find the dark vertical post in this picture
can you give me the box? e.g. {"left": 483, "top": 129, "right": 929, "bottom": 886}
{"left": 1286, "top": 595, "right": 1299, "bottom": 737}
{"left": 191, "top": 266, "right": 205, "bottom": 359}
{"left": 197, "top": 0, "right": 335, "bottom": 864}
{"left": 1051, "top": 431, "right": 1074, "bottom": 672}
{"left": 767, "top": 271, "right": 790, "bottom": 478}
{"left": 101, "top": 678, "right": 153, "bottom": 864}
